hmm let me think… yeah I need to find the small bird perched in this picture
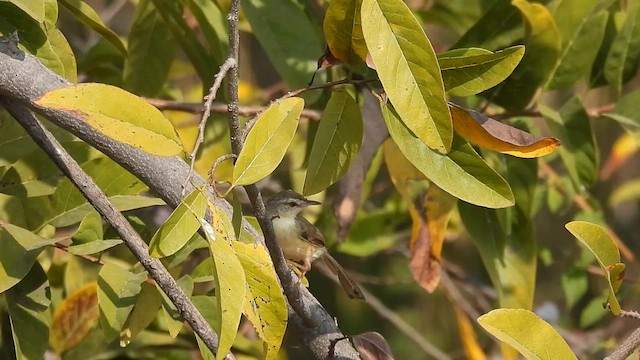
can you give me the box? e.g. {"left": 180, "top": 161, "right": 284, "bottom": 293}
{"left": 265, "top": 190, "right": 365, "bottom": 300}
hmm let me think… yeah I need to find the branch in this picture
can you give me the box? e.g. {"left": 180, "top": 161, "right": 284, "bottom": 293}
{"left": 1, "top": 99, "right": 222, "bottom": 356}
{"left": 143, "top": 98, "right": 322, "bottom": 122}
{"left": 604, "top": 327, "right": 640, "bottom": 360}
{"left": 0, "top": 26, "right": 358, "bottom": 360}
{"left": 223, "top": 2, "right": 360, "bottom": 358}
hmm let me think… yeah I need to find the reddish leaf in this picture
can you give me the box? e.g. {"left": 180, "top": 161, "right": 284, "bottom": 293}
{"left": 317, "top": 46, "right": 344, "bottom": 69}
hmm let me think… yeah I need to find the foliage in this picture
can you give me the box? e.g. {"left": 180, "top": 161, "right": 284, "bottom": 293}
{"left": 1, "top": 0, "right": 640, "bottom": 359}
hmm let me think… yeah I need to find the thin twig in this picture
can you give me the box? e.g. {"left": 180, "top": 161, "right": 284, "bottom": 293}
{"left": 183, "top": 58, "right": 236, "bottom": 196}
{"left": 222, "top": 1, "right": 359, "bottom": 358}
{"left": 208, "top": 153, "right": 236, "bottom": 196}
{"left": 144, "top": 98, "right": 323, "bottom": 122}
{"left": 53, "top": 243, "right": 104, "bottom": 265}
{"left": 2, "top": 100, "right": 223, "bottom": 357}
{"left": 488, "top": 103, "right": 615, "bottom": 121}
{"left": 619, "top": 309, "right": 640, "bottom": 320}
{"left": 281, "top": 77, "right": 377, "bottom": 100}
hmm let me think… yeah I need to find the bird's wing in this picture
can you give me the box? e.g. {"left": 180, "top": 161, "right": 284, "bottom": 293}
{"left": 296, "top": 215, "right": 325, "bottom": 248}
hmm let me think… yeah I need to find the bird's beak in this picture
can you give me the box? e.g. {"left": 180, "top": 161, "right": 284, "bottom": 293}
{"left": 305, "top": 199, "right": 321, "bottom": 206}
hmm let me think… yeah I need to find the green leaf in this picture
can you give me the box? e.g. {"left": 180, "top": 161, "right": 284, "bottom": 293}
{"left": 51, "top": 195, "right": 164, "bottom": 228}
{"left": 478, "top": 309, "right": 578, "bottom": 360}
{"left": 0, "top": 141, "right": 100, "bottom": 197}
{"left": 192, "top": 295, "right": 221, "bottom": 360}
{"left": 610, "top": 178, "right": 640, "bottom": 206}
{"left": 199, "top": 205, "right": 246, "bottom": 360}
{"left": 492, "top": 0, "right": 561, "bottom": 111}
{"left": 540, "top": 98, "right": 598, "bottom": 190}
{"left": 453, "top": 1, "right": 523, "bottom": 51}
{"left": 6, "top": 263, "right": 50, "bottom": 360}
{"left": 0, "top": 2, "right": 77, "bottom": 82}
{"left": 233, "top": 98, "right": 304, "bottom": 186}
{"left": 242, "top": 0, "right": 323, "bottom": 102}
{"left": 381, "top": 102, "right": 514, "bottom": 208}
{"left": 67, "top": 239, "right": 123, "bottom": 256}
{"left": 72, "top": 211, "right": 103, "bottom": 244}
{"left": 47, "top": 157, "right": 162, "bottom": 227}
{"left": 438, "top": 46, "right": 524, "bottom": 97}
{"left": 323, "top": 0, "right": 366, "bottom": 64}
{"left": 97, "top": 263, "right": 147, "bottom": 340}
{"left": 565, "top": 221, "right": 624, "bottom": 315}
{"left": 149, "top": 188, "right": 208, "bottom": 257}
{"left": 150, "top": 0, "right": 216, "bottom": 88}
{"left": 35, "top": 83, "right": 184, "bottom": 157}
{"left": 58, "top": 0, "right": 126, "bottom": 55}
{"left": 158, "top": 275, "right": 193, "bottom": 338}
{"left": 303, "top": 90, "right": 362, "bottom": 195}
{"left": 546, "top": 1, "right": 608, "bottom": 89}
{"left": 0, "top": 0, "right": 45, "bottom": 22}
{"left": 0, "top": 223, "right": 50, "bottom": 292}
{"left": 459, "top": 203, "right": 536, "bottom": 310}
{"left": 601, "top": 90, "right": 640, "bottom": 128}
{"left": 121, "top": 282, "right": 163, "bottom": 344}
{"left": 604, "top": 1, "right": 640, "bottom": 92}
{"left": 124, "top": 0, "right": 177, "bottom": 96}
{"left": 362, "top": 0, "right": 452, "bottom": 153}
{"left": 234, "top": 242, "right": 287, "bottom": 360}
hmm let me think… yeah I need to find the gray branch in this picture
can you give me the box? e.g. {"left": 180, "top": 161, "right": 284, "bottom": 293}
{"left": 0, "top": 36, "right": 359, "bottom": 359}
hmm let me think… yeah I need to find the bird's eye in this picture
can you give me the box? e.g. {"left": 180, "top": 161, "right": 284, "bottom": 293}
{"left": 289, "top": 201, "right": 296, "bottom": 207}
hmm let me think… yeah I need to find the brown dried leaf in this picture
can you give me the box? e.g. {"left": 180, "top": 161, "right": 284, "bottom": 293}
{"left": 353, "top": 332, "right": 395, "bottom": 360}
{"left": 450, "top": 104, "right": 560, "bottom": 158}
{"left": 409, "top": 184, "right": 457, "bottom": 293}
{"left": 49, "top": 282, "right": 100, "bottom": 354}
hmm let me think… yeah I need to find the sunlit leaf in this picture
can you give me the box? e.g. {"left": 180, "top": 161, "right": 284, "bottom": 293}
{"left": 7, "top": 263, "right": 50, "bottom": 360}
{"left": 58, "top": 0, "right": 127, "bottom": 55}
{"left": 454, "top": 1, "right": 523, "bottom": 51}
{"left": 478, "top": 309, "right": 577, "bottom": 360}
{"left": 438, "top": 46, "right": 524, "bottom": 97}
{"left": 149, "top": 188, "right": 207, "bottom": 258}
{"left": 362, "top": 0, "right": 452, "bottom": 153}
{"left": 158, "top": 275, "right": 193, "bottom": 338}
{"left": 234, "top": 242, "right": 287, "bottom": 359}
{"left": 382, "top": 102, "right": 514, "bottom": 208}
{"left": 72, "top": 211, "right": 102, "bottom": 244}
{"left": 97, "top": 263, "right": 147, "bottom": 340}
{"left": 1, "top": 0, "right": 45, "bottom": 22}
{"left": 565, "top": 221, "right": 624, "bottom": 315}
{"left": 304, "top": 90, "right": 362, "bottom": 195}
{"left": 451, "top": 104, "right": 560, "bottom": 158}
{"left": 199, "top": 204, "right": 246, "bottom": 360}
{"left": 233, "top": 98, "right": 304, "bottom": 186}
{"left": 67, "top": 239, "right": 123, "bottom": 256}
{"left": 323, "top": 0, "right": 366, "bottom": 64}
{"left": 36, "top": 83, "right": 184, "bottom": 157}
{"left": 49, "top": 282, "right": 99, "bottom": 354}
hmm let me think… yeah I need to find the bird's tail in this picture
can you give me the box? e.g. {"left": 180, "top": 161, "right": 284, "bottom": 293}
{"left": 320, "top": 254, "right": 365, "bottom": 300}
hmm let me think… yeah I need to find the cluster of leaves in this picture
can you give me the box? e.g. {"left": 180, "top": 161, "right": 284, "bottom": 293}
{"left": 2, "top": 0, "right": 640, "bottom": 359}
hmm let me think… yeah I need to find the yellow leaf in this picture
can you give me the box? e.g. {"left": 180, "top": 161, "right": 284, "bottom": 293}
{"left": 234, "top": 242, "right": 287, "bottom": 359}
{"left": 450, "top": 105, "right": 560, "bottom": 158}
{"left": 323, "top": 0, "right": 367, "bottom": 64}
{"left": 35, "top": 83, "right": 184, "bottom": 157}
{"left": 49, "top": 282, "right": 99, "bottom": 354}
{"left": 453, "top": 305, "right": 486, "bottom": 360}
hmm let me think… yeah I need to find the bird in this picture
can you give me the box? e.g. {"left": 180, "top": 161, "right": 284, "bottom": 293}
{"left": 265, "top": 190, "right": 365, "bottom": 300}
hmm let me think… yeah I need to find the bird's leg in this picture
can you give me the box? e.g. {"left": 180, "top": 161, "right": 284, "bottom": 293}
{"left": 285, "top": 259, "right": 312, "bottom": 284}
